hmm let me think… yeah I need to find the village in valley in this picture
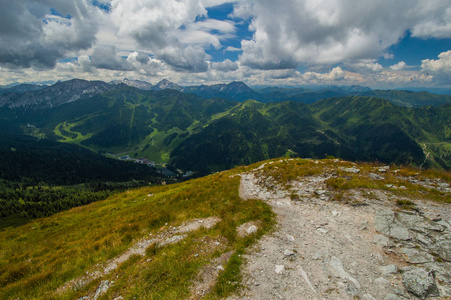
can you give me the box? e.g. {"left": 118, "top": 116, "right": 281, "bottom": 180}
{"left": 111, "top": 153, "right": 193, "bottom": 178}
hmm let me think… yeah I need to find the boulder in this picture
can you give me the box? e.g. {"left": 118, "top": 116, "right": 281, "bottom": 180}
{"left": 402, "top": 267, "right": 439, "bottom": 299}
{"left": 374, "top": 234, "right": 391, "bottom": 247}
{"left": 339, "top": 167, "right": 360, "bottom": 173}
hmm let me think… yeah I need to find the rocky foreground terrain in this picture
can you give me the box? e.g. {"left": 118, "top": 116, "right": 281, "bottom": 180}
{"left": 3, "top": 157, "right": 449, "bottom": 299}
{"left": 229, "top": 159, "right": 451, "bottom": 300}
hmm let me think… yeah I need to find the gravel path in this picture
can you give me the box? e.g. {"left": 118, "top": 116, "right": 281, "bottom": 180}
{"left": 231, "top": 166, "right": 451, "bottom": 300}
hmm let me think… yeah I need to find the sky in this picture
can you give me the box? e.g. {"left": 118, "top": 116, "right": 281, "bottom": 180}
{"left": 0, "top": 0, "right": 450, "bottom": 88}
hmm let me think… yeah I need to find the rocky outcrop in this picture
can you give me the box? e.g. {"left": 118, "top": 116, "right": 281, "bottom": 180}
{"left": 232, "top": 160, "right": 451, "bottom": 299}
{"left": 402, "top": 267, "right": 439, "bottom": 299}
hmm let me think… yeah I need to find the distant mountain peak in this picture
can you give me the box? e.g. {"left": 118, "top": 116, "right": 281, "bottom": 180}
{"left": 155, "top": 79, "right": 182, "bottom": 91}
{"left": 111, "top": 78, "right": 154, "bottom": 90}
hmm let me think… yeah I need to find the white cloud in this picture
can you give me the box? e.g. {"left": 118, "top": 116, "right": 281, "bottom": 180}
{"left": 211, "top": 59, "right": 239, "bottom": 72}
{"left": 345, "top": 61, "right": 384, "bottom": 73}
{"left": 109, "top": 0, "right": 213, "bottom": 71}
{"left": 225, "top": 46, "right": 242, "bottom": 52}
{"left": 1, "top": 0, "right": 451, "bottom": 88}
{"left": 0, "top": 0, "right": 101, "bottom": 68}
{"left": 382, "top": 53, "right": 394, "bottom": 60}
{"left": 186, "top": 19, "right": 236, "bottom": 34}
{"left": 421, "top": 51, "right": 451, "bottom": 83}
{"left": 181, "top": 19, "right": 236, "bottom": 49}
{"left": 390, "top": 61, "right": 407, "bottom": 71}
{"left": 410, "top": 3, "right": 451, "bottom": 38}
{"left": 235, "top": 0, "right": 451, "bottom": 70}
{"left": 303, "top": 67, "right": 347, "bottom": 82}
{"left": 127, "top": 52, "right": 165, "bottom": 75}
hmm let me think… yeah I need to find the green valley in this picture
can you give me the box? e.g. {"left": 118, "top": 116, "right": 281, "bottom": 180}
{"left": 1, "top": 83, "right": 451, "bottom": 174}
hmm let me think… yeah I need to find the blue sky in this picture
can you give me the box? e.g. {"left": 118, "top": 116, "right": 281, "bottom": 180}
{"left": 383, "top": 33, "right": 451, "bottom": 68}
{"left": 0, "top": 0, "right": 450, "bottom": 88}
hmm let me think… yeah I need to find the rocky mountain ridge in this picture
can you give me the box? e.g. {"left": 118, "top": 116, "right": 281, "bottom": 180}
{"left": 230, "top": 158, "right": 451, "bottom": 299}
{"left": 0, "top": 83, "right": 46, "bottom": 95}
{"left": 0, "top": 79, "right": 111, "bottom": 109}
{"left": 2, "top": 78, "right": 451, "bottom": 109}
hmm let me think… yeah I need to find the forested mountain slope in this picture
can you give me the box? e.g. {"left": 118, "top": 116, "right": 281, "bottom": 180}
{"left": 0, "top": 82, "right": 450, "bottom": 173}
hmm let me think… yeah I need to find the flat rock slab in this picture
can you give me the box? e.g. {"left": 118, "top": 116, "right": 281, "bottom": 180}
{"left": 435, "top": 238, "right": 451, "bottom": 261}
{"left": 400, "top": 248, "right": 434, "bottom": 264}
{"left": 375, "top": 210, "right": 411, "bottom": 240}
{"left": 379, "top": 264, "right": 398, "bottom": 275}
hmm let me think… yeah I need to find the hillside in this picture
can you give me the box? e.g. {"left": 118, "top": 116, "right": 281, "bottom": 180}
{"left": 0, "top": 84, "right": 46, "bottom": 95}
{"left": 1, "top": 158, "right": 450, "bottom": 299}
{"left": 358, "top": 90, "right": 451, "bottom": 107}
{"left": 0, "top": 134, "right": 169, "bottom": 227}
{"left": 171, "top": 97, "right": 451, "bottom": 172}
{"left": 182, "top": 81, "right": 451, "bottom": 107}
{"left": 0, "top": 86, "right": 237, "bottom": 163}
{"left": 0, "top": 134, "right": 163, "bottom": 185}
{"left": 0, "top": 81, "right": 450, "bottom": 173}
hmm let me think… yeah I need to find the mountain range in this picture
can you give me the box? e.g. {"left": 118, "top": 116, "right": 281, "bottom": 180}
{"left": 2, "top": 78, "right": 451, "bottom": 108}
{"left": 0, "top": 78, "right": 450, "bottom": 174}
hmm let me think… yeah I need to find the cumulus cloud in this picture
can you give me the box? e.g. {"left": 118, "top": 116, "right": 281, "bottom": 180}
{"left": 127, "top": 52, "right": 165, "bottom": 75}
{"left": 109, "top": 0, "right": 216, "bottom": 72}
{"left": 2, "top": 0, "right": 451, "bottom": 88}
{"left": 234, "top": 0, "right": 451, "bottom": 70}
{"left": 211, "top": 59, "right": 239, "bottom": 72}
{"left": 421, "top": 51, "right": 451, "bottom": 83}
{"left": 158, "top": 45, "right": 210, "bottom": 72}
{"left": 90, "top": 46, "right": 134, "bottom": 71}
{"left": 390, "top": 61, "right": 407, "bottom": 71}
{"left": 132, "top": 52, "right": 151, "bottom": 65}
{"left": 303, "top": 67, "right": 347, "bottom": 82}
{"left": 0, "top": 0, "right": 101, "bottom": 69}
{"left": 410, "top": 2, "right": 451, "bottom": 38}
{"left": 345, "top": 61, "right": 384, "bottom": 73}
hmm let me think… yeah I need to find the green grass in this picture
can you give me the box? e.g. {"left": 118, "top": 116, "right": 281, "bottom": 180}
{"left": 54, "top": 121, "right": 93, "bottom": 144}
{"left": 104, "top": 127, "right": 190, "bottom": 164}
{"left": 0, "top": 169, "right": 274, "bottom": 299}
{"left": 242, "top": 158, "right": 451, "bottom": 204}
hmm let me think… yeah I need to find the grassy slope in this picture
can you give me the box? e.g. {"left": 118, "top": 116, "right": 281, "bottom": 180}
{"left": 0, "top": 167, "right": 273, "bottom": 300}
{"left": 1, "top": 158, "right": 450, "bottom": 299}
{"left": 358, "top": 90, "right": 451, "bottom": 107}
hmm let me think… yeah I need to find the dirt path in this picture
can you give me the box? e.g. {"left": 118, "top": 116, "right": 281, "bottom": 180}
{"left": 231, "top": 166, "right": 451, "bottom": 300}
